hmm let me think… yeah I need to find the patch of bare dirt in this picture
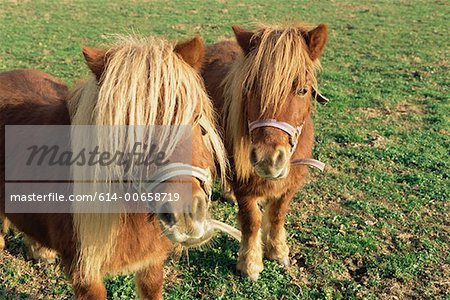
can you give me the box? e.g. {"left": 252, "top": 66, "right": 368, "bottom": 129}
{"left": 379, "top": 278, "right": 416, "bottom": 300}
{"left": 356, "top": 107, "right": 388, "bottom": 118}
{"left": 395, "top": 103, "right": 425, "bottom": 115}
{"left": 356, "top": 102, "right": 425, "bottom": 119}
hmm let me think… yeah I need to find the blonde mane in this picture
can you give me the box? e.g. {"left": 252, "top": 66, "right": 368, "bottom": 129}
{"left": 222, "top": 23, "right": 321, "bottom": 181}
{"left": 67, "top": 36, "right": 227, "bottom": 282}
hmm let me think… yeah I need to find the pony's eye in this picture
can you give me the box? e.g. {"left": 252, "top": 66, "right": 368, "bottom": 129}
{"left": 201, "top": 126, "right": 208, "bottom": 136}
{"left": 296, "top": 87, "right": 308, "bottom": 97}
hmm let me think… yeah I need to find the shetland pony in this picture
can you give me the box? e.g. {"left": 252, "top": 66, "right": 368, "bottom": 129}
{"left": 1, "top": 36, "right": 228, "bottom": 299}
{"left": 202, "top": 23, "right": 328, "bottom": 280}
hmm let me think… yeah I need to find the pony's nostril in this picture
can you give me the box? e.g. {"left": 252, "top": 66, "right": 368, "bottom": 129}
{"left": 159, "top": 213, "right": 176, "bottom": 227}
{"left": 274, "top": 149, "right": 286, "bottom": 167}
{"left": 250, "top": 148, "right": 258, "bottom": 165}
{"left": 159, "top": 203, "right": 176, "bottom": 226}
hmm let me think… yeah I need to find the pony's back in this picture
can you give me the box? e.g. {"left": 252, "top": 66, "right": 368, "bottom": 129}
{"left": 0, "top": 69, "right": 69, "bottom": 125}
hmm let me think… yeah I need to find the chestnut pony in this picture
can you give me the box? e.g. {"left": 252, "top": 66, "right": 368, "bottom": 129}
{"left": 202, "top": 23, "right": 328, "bottom": 280}
{"left": 0, "top": 36, "right": 227, "bottom": 299}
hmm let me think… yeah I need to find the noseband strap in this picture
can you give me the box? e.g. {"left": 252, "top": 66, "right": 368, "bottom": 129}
{"left": 134, "top": 163, "right": 212, "bottom": 194}
{"left": 248, "top": 119, "right": 325, "bottom": 172}
{"left": 248, "top": 119, "right": 303, "bottom": 154}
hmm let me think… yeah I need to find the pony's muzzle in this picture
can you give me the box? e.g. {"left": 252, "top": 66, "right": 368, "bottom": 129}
{"left": 157, "top": 189, "right": 212, "bottom": 245}
{"left": 250, "top": 145, "right": 290, "bottom": 179}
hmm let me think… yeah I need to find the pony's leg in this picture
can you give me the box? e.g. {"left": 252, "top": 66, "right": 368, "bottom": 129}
{"left": 72, "top": 281, "right": 107, "bottom": 300}
{"left": 236, "top": 196, "right": 263, "bottom": 281}
{"left": 62, "top": 259, "right": 107, "bottom": 300}
{"left": 0, "top": 217, "right": 10, "bottom": 250}
{"left": 0, "top": 229, "right": 4, "bottom": 250}
{"left": 223, "top": 189, "right": 236, "bottom": 204}
{"left": 262, "top": 192, "right": 294, "bottom": 267}
{"left": 0, "top": 233, "right": 4, "bottom": 250}
{"left": 135, "top": 262, "right": 164, "bottom": 300}
{"left": 222, "top": 181, "right": 236, "bottom": 204}
{"left": 23, "top": 235, "right": 57, "bottom": 263}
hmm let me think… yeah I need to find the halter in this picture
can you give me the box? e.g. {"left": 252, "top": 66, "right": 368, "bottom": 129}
{"left": 134, "top": 163, "right": 212, "bottom": 207}
{"left": 248, "top": 119, "right": 303, "bottom": 154}
{"left": 248, "top": 119, "right": 325, "bottom": 172}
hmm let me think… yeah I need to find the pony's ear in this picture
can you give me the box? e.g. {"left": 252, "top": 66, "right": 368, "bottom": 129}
{"left": 82, "top": 47, "right": 107, "bottom": 81}
{"left": 304, "top": 24, "right": 328, "bottom": 61}
{"left": 174, "top": 36, "right": 205, "bottom": 72}
{"left": 232, "top": 25, "right": 255, "bottom": 54}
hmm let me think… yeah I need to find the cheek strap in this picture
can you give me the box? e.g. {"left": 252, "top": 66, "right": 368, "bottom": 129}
{"left": 291, "top": 158, "right": 325, "bottom": 172}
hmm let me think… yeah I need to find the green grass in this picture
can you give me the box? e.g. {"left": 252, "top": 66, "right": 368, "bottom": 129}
{"left": 1, "top": 0, "right": 449, "bottom": 299}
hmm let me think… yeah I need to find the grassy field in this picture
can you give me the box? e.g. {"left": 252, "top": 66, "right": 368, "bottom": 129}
{"left": 0, "top": 0, "right": 449, "bottom": 299}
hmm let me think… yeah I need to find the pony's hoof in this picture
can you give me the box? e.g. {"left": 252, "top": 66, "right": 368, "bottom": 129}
{"left": 264, "top": 242, "right": 290, "bottom": 267}
{"left": 30, "top": 248, "right": 57, "bottom": 264}
{"left": 222, "top": 191, "right": 236, "bottom": 204}
{"left": 279, "top": 256, "right": 290, "bottom": 267}
{"left": 243, "top": 270, "right": 260, "bottom": 281}
{"left": 39, "top": 256, "right": 57, "bottom": 264}
{"left": 237, "top": 266, "right": 261, "bottom": 281}
{"left": 265, "top": 251, "right": 290, "bottom": 267}
{"left": 25, "top": 238, "right": 58, "bottom": 264}
{"left": 236, "top": 259, "right": 263, "bottom": 281}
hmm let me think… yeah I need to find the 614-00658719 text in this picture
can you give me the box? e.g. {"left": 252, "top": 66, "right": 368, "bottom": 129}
{"left": 9, "top": 192, "right": 180, "bottom": 202}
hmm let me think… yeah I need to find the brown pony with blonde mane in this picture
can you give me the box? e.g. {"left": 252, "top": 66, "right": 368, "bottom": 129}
{"left": 202, "top": 23, "right": 328, "bottom": 280}
{"left": 1, "top": 35, "right": 228, "bottom": 299}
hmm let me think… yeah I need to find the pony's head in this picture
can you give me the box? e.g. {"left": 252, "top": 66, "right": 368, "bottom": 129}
{"left": 223, "top": 23, "right": 327, "bottom": 181}
{"left": 69, "top": 36, "right": 227, "bottom": 280}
